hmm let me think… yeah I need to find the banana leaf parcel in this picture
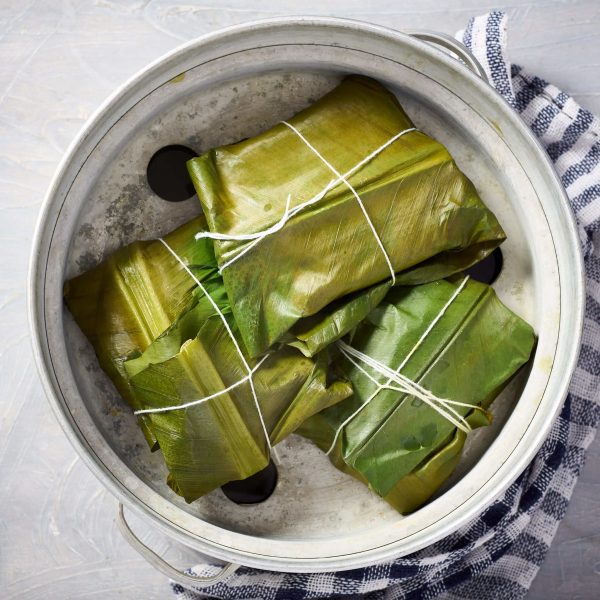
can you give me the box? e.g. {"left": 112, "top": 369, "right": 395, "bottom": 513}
{"left": 64, "top": 217, "right": 352, "bottom": 501}
{"left": 298, "top": 277, "right": 536, "bottom": 514}
{"left": 64, "top": 216, "right": 221, "bottom": 449}
{"left": 125, "top": 309, "right": 352, "bottom": 503}
{"left": 187, "top": 75, "right": 507, "bottom": 358}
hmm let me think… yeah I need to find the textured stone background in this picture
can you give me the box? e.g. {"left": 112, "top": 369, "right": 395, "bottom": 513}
{"left": 1, "top": 1, "right": 599, "bottom": 598}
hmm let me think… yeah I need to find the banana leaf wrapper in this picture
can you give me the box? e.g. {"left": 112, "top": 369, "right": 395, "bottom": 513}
{"left": 187, "top": 75, "right": 506, "bottom": 358}
{"left": 125, "top": 310, "right": 352, "bottom": 503}
{"left": 284, "top": 281, "right": 392, "bottom": 357}
{"left": 63, "top": 216, "right": 222, "bottom": 448}
{"left": 298, "top": 277, "right": 535, "bottom": 514}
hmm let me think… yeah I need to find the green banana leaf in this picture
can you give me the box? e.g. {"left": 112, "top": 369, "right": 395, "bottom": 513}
{"left": 63, "top": 216, "right": 220, "bottom": 449}
{"left": 126, "top": 310, "right": 352, "bottom": 503}
{"left": 297, "top": 277, "right": 535, "bottom": 514}
{"left": 187, "top": 75, "right": 506, "bottom": 358}
{"left": 285, "top": 281, "right": 392, "bottom": 357}
{"left": 382, "top": 410, "right": 489, "bottom": 514}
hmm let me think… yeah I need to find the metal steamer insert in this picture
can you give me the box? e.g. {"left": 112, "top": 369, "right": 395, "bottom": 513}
{"left": 29, "top": 18, "right": 584, "bottom": 586}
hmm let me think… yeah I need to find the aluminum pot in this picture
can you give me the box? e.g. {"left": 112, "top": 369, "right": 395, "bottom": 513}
{"left": 29, "top": 17, "right": 584, "bottom": 587}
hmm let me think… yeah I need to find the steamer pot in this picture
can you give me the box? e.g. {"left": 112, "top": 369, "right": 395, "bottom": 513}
{"left": 29, "top": 17, "right": 584, "bottom": 586}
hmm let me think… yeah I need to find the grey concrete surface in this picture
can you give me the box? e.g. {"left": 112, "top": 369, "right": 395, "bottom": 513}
{"left": 1, "top": 1, "right": 599, "bottom": 598}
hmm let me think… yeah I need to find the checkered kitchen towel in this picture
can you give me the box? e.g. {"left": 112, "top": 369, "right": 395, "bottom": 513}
{"left": 173, "top": 11, "right": 600, "bottom": 600}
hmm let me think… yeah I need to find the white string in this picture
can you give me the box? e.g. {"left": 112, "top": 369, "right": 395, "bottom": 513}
{"left": 331, "top": 341, "right": 475, "bottom": 458}
{"left": 395, "top": 275, "right": 471, "bottom": 373}
{"left": 154, "top": 238, "right": 276, "bottom": 459}
{"left": 195, "top": 126, "right": 417, "bottom": 275}
{"left": 281, "top": 121, "right": 396, "bottom": 285}
{"left": 325, "top": 276, "right": 472, "bottom": 455}
{"left": 195, "top": 195, "right": 292, "bottom": 242}
{"left": 338, "top": 341, "right": 478, "bottom": 430}
{"left": 134, "top": 355, "right": 270, "bottom": 415}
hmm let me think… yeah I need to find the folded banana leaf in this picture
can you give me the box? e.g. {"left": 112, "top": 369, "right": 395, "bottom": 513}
{"left": 297, "top": 277, "right": 535, "bottom": 514}
{"left": 188, "top": 75, "right": 506, "bottom": 357}
{"left": 63, "top": 216, "right": 221, "bottom": 449}
{"left": 125, "top": 309, "right": 352, "bottom": 503}
{"left": 285, "top": 281, "right": 392, "bottom": 357}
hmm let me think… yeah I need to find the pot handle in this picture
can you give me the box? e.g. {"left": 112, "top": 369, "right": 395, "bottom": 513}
{"left": 117, "top": 503, "right": 239, "bottom": 588}
{"left": 406, "top": 30, "right": 489, "bottom": 82}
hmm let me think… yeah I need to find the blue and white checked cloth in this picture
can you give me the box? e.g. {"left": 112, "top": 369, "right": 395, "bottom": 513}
{"left": 173, "top": 12, "right": 600, "bottom": 600}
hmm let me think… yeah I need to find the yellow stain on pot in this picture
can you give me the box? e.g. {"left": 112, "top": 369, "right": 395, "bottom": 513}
{"left": 538, "top": 356, "right": 554, "bottom": 374}
{"left": 490, "top": 119, "right": 503, "bottom": 137}
{"left": 169, "top": 73, "right": 186, "bottom": 84}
